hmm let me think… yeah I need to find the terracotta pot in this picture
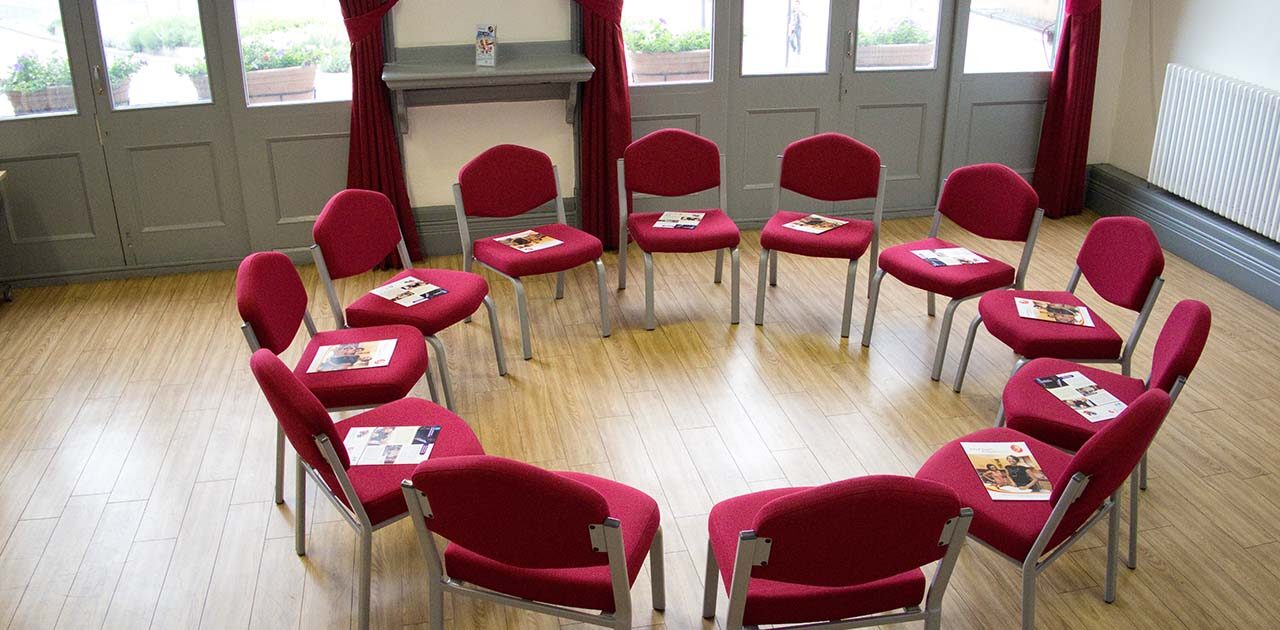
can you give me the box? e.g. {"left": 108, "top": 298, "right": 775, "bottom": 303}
{"left": 110, "top": 78, "right": 131, "bottom": 107}
{"left": 855, "top": 43, "right": 935, "bottom": 68}
{"left": 245, "top": 65, "right": 317, "bottom": 105}
{"left": 188, "top": 74, "right": 211, "bottom": 101}
{"left": 6, "top": 85, "right": 75, "bottom": 115}
{"left": 628, "top": 50, "right": 711, "bottom": 84}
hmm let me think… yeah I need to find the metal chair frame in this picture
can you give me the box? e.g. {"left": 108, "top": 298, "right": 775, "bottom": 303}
{"left": 616, "top": 154, "right": 740, "bottom": 330}
{"left": 401, "top": 481, "right": 666, "bottom": 630}
{"left": 701, "top": 507, "right": 973, "bottom": 630}
{"left": 453, "top": 164, "right": 610, "bottom": 361}
{"left": 754, "top": 156, "right": 889, "bottom": 339}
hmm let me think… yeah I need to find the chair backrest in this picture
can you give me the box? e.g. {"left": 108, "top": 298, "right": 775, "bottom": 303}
{"left": 1049, "top": 389, "right": 1171, "bottom": 542}
{"left": 623, "top": 128, "right": 720, "bottom": 197}
{"left": 458, "top": 144, "right": 558, "bottom": 218}
{"left": 235, "top": 252, "right": 308, "bottom": 355}
{"left": 937, "top": 163, "right": 1040, "bottom": 242}
{"left": 313, "top": 189, "right": 404, "bottom": 280}
{"left": 1075, "top": 217, "right": 1165, "bottom": 311}
{"left": 779, "top": 133, "right": 881, "bottom": 202}
{"left": 1148, "top": 300, "right": 1212, "bottom": 393}
{"left": 749, "top": 475, "right": 963, "bottom": 587}
{"left": 410, "top": 455, "right": 611, "bottom": 569}
{"left": 249, "top": 349, "right": 349, "bottom": 492}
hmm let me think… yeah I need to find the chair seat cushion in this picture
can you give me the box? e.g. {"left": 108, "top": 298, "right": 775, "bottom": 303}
{"left": 474, "top": 223, "right": 603, "bottom": 278}
{"left": 877, "top": 237, "right": 1015, "bottom": 299}
{"left": 916, "top": 427, "right": 1075, "bottom": 560}
{"left": 627, "top": 209, "right": 741, "bottom": 254}
{"left": 1004, "top": 358, "right": 1148, "bottom": 452}
{"left": 443, "top": 471, "right": 660, "bottom": 612}
{"left": 708, "top": 487, "right": 926, "bottom": 626}
{"left": 294, "top": 324, "right": 429, "bottom": 410}
{"left": 978, "top": 290, "right": 1124, "bottom": 360}
{"left": 335, "top": 399, "right": 484, "bottom": 526}
{"left": 759, "top": 211, "right": 875, "bottom": 260}
{"left": 345, "top": 268, "right": 489, "bottom": 336}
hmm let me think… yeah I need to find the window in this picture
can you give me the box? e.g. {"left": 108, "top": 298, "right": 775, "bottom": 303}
{"left": 855, "top": 0, "right": 941, "bottom": 71}
{"left": 741, "top": 0, "right": 830, "bottom": 76}
{"left": 964, "top": 0, "right": 1061, "bottom": 73}
{"left": 93, "top": 0, "right": 210, "bottom": 109}
{"left": 233, "top": 0, "right": 351, "bottom": 105}
{"left": 622, "top": 0, "right": 714, "bottom": 85}
{"left": 0, "top": 1, "right": 76, "bottom": 119}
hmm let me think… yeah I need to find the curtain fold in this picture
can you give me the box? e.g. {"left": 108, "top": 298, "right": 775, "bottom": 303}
{"left": 1032, "top": 0, "right": 1103, "bottom": 219}
{"left": 577, "top": 0, "right": 632, "bottom": 249}
{"left": 339, "top": 0, "right": 422, "bottom": 260}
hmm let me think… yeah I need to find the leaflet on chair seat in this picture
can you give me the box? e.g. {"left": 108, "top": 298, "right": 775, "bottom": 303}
{"left": 653, "top": 212, "right": 704, "bottom": 229}
{"left": 961, "top": 441, "right": 1053, "bottom": 501}
{"left": 782, "top": 214, "right": 848, "bottom": 234}
{"left": 1034, "top": 370, "right": 1128, "bottom": 422}
{"left": 911, "top": 247, "right": 989, "bottom": 266}
{"left": 1014, "top": 297, "right": 1095, "bottom": 327}
{"left": 306, "top": 339, "right": 397, "bottom": 373}
{"left": 494, "top": 229, "right": 563, "bottom": 253}
{"left": 370, "top": 277, "right": 448, "bottom": 307}
{"left": 344, "top": 425, "right": 441, "bottom": 466}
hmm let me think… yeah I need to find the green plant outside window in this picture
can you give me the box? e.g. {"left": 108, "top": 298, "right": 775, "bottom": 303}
{"left": 623, "top": 20, "right": 711, "bottom": 53}
{"left": 857, "top": 20, "right": 935, "bottom": 47}
{"left": 2, "top": 53, "right": 144, "bottom": 93}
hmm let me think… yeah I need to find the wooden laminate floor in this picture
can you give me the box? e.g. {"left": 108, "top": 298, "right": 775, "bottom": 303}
{"left": 0, "top": 212, "right": 1277, "bottom": 630}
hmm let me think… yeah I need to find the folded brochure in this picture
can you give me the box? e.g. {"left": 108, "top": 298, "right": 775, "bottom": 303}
{"left": 370, "top": 277, "right": 447, "bottom": 307}
{"left": 306, "top": 339, "right": 397, "bottom": 373}
{"left": 1015, "top": 297, "right": 1095, "bottom": 327}
{"left": 344, "top": 425, "right": 441, "bottom": 466}
{"left": 653, "top": 212, "right": 704, "bottom": 229}
{"left": 1034, "top": 370, "right": 1127, "bottom": 422}
{"left": 961, "top": 441, "right": 1053, "bottom": 501}
{"left": 911, "top": 247, "right": 989, "bottom": 266}
{"left": 494, "top": 230, "right": 563, "bottom": 253}
{"left": 782, "top": 214, "right": 848, "bottom": 234}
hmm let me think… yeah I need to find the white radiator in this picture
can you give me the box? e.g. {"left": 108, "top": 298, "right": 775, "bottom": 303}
{"left": 1149, "top": 64, "right": 1280, "bottom": 241}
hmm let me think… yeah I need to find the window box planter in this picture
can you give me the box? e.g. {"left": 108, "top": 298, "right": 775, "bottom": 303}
{"left": 5, "top": 79, "right": 131, "bottom": 115}
{"left": 245, "top": 64, "right": 317, "bottom": 104}
{"left": 627, "top": 49, "right": 710, "bottom": 83}
{"left": 856, "top": 43, "right": 935, "bottom": 68}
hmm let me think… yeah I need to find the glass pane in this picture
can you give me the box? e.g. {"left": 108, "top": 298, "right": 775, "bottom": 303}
{"left": 742, "top": 0, "right": 830, "bottom": 76}
{"left": 93, "top": 0, "right": 209, "bottom": 109}
{"left": 0, "top": 1, "right": 76, "bottom": 120}
{"left": 233, "top": 0, "right": 352, "bottom": 106}
{"left": 964, "top": 0, "right": 1061, "bottom": 73}
{"left": 855, "top": 0, "right": 941, "bottom": 71}
{"left": 622, "top": 0, "right": 714, "bottom": 86}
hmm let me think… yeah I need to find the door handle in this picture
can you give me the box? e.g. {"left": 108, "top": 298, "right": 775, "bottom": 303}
{"left": 847, "top": 30, "right": 854, "bottom": 58}
{"left": 92, "top": 65, "right": 106, "bottom": 95}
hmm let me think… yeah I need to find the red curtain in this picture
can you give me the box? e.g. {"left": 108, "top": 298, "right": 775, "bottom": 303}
{"left": 339, "top": 0, "right": 422, "bottom": 260}
{"left": 578, "top": 0, "right": 632, "bottom": 249}
{"left": 1032, "top": 0, "right": 1102, "bottom": 219}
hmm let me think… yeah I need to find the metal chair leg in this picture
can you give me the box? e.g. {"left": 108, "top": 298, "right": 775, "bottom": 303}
{"left": 1020, "top": 563, "right": 1037, "bottom": 630}
{"left": 509, "top": 277, "right": 533, "bottom": 360}
{"left": 428, "top": 578, "right": 444, "bottom": 630}
{"left": 1140, "top": 452, "right": 1149, "bottom": 490}
{"left": 840, "top": 258, "right": 858, "bottom": 338}
{"left": 994, "top": 402, "right": 1006, "bottom": 427}
{"left": 768, "top": 250, "right": 778, "bottom": 287}
{"left": 953, "top": 314, "right": 984, "bottom": 393}
{"left": 482, "top": 295, "right": 508, "bottom": 376}
{"left": 754, "top": 248, "right": 770, "bottom": 326}
{"left": 650, "top": 527, "right": 665, "bottom": 611}
{"left": 294, "top": 456, "right": 306, "bottom": 556}
{"left": 358, "top": 527, "right": 372, "bottom": 630}
{"left": 861, "top": 268, "right": 886, "bottom": 347}
{"left": 1127, "top": 468, "right": 1140, "bottom": 569}
{"left": 463, "top": 256, "right": 474, "bottom": 323}
{"left": 425, "top": 368, "right": 439, "bottom": 404}
{"left": 644, "top": 252, "right": 656, "bottom": 331}
{"left": 1105, "top": 494, "right": 1121, "bottom": 603}
{"left": 274, "top": 425, "right": 286, "bottom": 505}
{"left": 618, "top": 240, "right": 628, "bottom": 290}
{"left": 714, "top": 249, "right": 725, "bottom": 284}
{"left": 701, "top": 540, "right": 718, "bottom": 619}
{"left": 730, "top": 248, "right": 740, "bottom": 325}
{"left": 930, "top": 298, "right": 963, "bottom": 381}
{"left": 928, "top": 291, "right": 936, "bottom": 316}
{"left": 555, "top": 271, "right": 566, "bottom": 299}
{"left": 595, "top": 259, "right": 611, "bottom": 338}
{"left": 425, "top": 335, "right": 456, "bottom": 411}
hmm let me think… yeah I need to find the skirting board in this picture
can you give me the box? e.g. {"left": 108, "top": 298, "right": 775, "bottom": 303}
{"left": 1086, "top": 164, "right": 1280, "bottom": 309}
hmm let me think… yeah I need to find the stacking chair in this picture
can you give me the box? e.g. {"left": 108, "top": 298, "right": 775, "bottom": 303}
{"left": 617, "top": 128, "right": 741, "bottom": 329}
{"left": 952, "top": 216, "right": 1165, "bottom": 392}
{"left": 916, "top": 389, "right": 1173, "bottom": 630}
{"left": 401, "top": 455, "right": 665, "bottom": 629}
{"left": 311, "top": 189, "right": 507, "bottom": 410}
{"left": 701, "top": 476, "right": 971, "bottom": 630}
{"left": 454, "top": 144, "right": 610, "bottom": 360}
{"left": 862, "top": 163, "right": 1043, "bottom": 380}
{"left": 249, "top": 349, "right": 484, "bottom": 630}
{"left": 754, "top": 133, "right": 888, "bottom": 338}
{"left": 236, "top": 251, "right": 432, "bottom": 505}
{"left": 999, "top": 299, "right": 1211, "bottom": 568}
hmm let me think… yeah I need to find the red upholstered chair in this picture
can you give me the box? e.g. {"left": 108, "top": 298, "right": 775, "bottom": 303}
{"left": 249, "top": 349, "right": 484, "bottom": 630}
{"left": 701, "top": 476, "right": 971, "bottom": 630}
{"left": 754, "top": 133, "right": 888, "bottom": 338}
{"left": 862, "top": 163, "right": 1044, "bottom": 381}
{"left": 998, "top": 300, "right": 1211, "bottom": 569}
{"left": 916, "top": 389, "right": 1173, "bottom": 630}
{"left": 236, "top": 251, "right": 433, "bottom": 505}
{"left": 617, "top": 128, "right": 741, "bottom": 330}
{"left": 454, "top": 144, "right": 610, "bottom": 360}
{"left": 312, "top": 189, "right": 508, "bottom": 411}
{"left": 952, "top": 216, "right": 1165, "bottom": 392}
{"left": 401, "top": 455, "right": 664, "bottom": 630}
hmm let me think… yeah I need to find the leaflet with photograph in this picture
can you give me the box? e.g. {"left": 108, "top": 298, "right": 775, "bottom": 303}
{"left": 910, "top": 247, "right": 990, "bottom": 267}
{"left": 370, "top": 277, "right": 448, "bottom": 307}
{"left": 1034, "top": 370, "right": 1128, "bottom": 422}
{"left": 653, "top": 212, "right": 704, "bottom": 229}
{"left": 306, "top": 339, "right": 397, "bottom": 374}
{"left": 1014, "top": 297, "right": 1095, "bottom": 327}
{"left": 782, "top": 214, "right": 848, "bottom": 234}
{"left": 494, "top": 230, "right": 563, "bottom": 253}
{"left": 961, "top": 441, "right": 1053, "bottom": 501}
{"left": 475, "top": 24, "right": 497, "bottom": 66}
{"left": 344, "top": 425, "right": 441, "bottom": 466}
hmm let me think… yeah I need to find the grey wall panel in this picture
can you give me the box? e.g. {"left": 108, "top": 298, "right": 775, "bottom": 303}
{"left": 965, "top": 101, "right": 1045, "bottom": 175}
{"left": 852, "top": 103, "right": 928, "bottom": 182}
{"left": 742, "top": 107, "right": 820, "bottom": 191}
{"left": 0, "top": 154, "right": 97, "bottom": 243}
{"left": 632, "top": 113, "right": 701, "bottom": 138}
{"left": 128, "top": 142, "right": 226, "bottom": 233}
{"left": 266, "top": 133, "right": 350, "bottom": 225}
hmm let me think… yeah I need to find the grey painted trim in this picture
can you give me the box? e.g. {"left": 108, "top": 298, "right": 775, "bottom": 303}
{"left": 1086, "top": 164, "right": 1280, "bottom": 309}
